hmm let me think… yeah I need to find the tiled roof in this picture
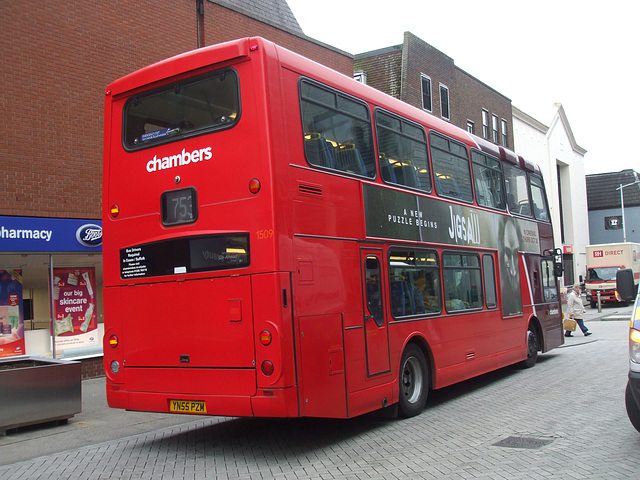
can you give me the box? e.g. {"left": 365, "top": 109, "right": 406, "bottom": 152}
{"left": 586, "top": 169, "right": 640, "bottom": 210}
{"left": 212, "top": 0, "right": 304, "bottom": 35}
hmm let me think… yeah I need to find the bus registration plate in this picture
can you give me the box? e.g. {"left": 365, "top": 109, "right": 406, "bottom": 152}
{"left": 169, "top": 400, "right": 207, "bottom": 414}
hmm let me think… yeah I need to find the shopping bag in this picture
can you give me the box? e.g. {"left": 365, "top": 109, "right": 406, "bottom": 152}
{"left": 563, "top": 318, "right": 577, "bottom": 331}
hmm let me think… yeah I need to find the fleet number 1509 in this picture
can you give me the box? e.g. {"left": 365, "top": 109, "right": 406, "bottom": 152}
{"left": 256, "top": 229, "right": 274, "bottom": 240}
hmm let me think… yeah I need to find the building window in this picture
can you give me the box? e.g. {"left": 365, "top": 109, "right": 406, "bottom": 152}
{"left": 354, "top": 71, "right": 367, "bottom": 84}
{"left": 466, "top": 120, "right": 474, "bottom": 134}
{"left": 482, "top": 110, "right": 489, "bottom": 139}
{"left": 501, "top": 119, "right": 508, "bottom": 147}
{"left": 421, "top": 75, "right": 432, "bottom": 112}
{"left": 440, "top": 84, "right": 450, "bottom": 120}
{"left": 492, "top": 114, "right": 499, "bottom": 143}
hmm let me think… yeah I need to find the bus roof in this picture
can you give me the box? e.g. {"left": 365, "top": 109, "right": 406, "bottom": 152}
{"left": 106, "top": 36, "right": 539, "bottom": 175}
{"left": 106, "top": 37, "right": 253, "bottom": 96}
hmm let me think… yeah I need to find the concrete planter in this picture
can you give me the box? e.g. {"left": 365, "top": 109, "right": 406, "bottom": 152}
{"left": 0, "top": 356, "right": 81, "bottom": 435}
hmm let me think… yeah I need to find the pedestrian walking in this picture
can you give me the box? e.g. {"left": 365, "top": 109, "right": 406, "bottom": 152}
{"left": 565, "top": 283, "right": 592, "bottom": 337}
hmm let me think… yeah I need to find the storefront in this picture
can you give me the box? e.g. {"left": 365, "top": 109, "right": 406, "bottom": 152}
{"left": 0, "top": 215, "right": 102, "bottom": 360}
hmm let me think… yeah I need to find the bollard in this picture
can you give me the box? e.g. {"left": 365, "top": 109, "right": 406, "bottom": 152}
{"left": 597, "top": 290, "right": 602, "bottom": 313}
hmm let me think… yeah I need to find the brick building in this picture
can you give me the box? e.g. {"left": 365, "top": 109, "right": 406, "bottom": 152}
{"left": 0, "top": 0, "right": 352, "bottom": 369}
{"left": 354, "top": 32, "right": 514, "bottom": 149}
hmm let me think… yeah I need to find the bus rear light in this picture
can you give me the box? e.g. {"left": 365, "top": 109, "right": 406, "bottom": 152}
{"left": 261, "top": 360, "right": 274, "bottom": 376}
{"left": 109, "top": 334, "right": 119, "bottom": 348}
{"left": 250, "top": 44, "right": 259, "bottom": 51}
{"left": 259, "top": 330, "right": 272, "bottom": 346}
{"left": 249, "top": 178, "right": 261, "bottom": 194}
{"left": 110, "top": 204, "right": 120, "bottom": 218}
{"left": 110, "top": 360, "right": 120, "bottom": 374}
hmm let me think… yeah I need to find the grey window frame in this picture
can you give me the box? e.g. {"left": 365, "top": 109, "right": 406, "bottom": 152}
{"left": 421, "top": 75, "right": 432, "bottom": 112}
{"left": 440, "top": 84, "right": 450, "bottom": 120}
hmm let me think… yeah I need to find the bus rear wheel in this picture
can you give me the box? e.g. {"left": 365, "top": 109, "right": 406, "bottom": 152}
{"left": 398, "top": 344, "right": 428, "bottom": 418}
{"left": 520, "top": 325, "right": 538, "bottom": 369}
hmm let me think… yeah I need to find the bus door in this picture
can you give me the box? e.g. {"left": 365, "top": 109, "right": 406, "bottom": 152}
{"left": 361, "top": 250, "right": 391, "bottom": 375}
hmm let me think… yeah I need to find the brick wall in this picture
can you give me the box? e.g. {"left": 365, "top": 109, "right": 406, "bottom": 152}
{"left": 352, "top": 32, "right": 514, "bottom": 149}
{"left": 400, "top": 33, "right": 457, "bottom": 120}
{"left": 206, "top": 4, "right": 353, "bottom": 75}
{"left": 455, "top": 69, "right": 514, "bottom": 148}
{"left": 354, "top": 47, "right": 403, "bottom": 100}
{"left": 1, "top": 0, "right": 352, "bottom": 220}
{"left": 80, "top": 356, "right": 105, "bottom": 380}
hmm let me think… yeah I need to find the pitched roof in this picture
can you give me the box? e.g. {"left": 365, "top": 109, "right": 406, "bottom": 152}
{"left": 212, "top": 0, "right": 304, "bottom": 35}
{"left": 586, "top": 169, "right": 640, "bottom": 210}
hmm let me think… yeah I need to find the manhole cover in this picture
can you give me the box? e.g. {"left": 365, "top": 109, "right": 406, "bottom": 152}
{"left": 492, "top": 436, "right": 555, "bottom": 449}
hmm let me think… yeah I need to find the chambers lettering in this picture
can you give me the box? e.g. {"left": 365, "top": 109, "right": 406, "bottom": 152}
{"left": 146, "top": 147, "right": 212, "bottom": 173}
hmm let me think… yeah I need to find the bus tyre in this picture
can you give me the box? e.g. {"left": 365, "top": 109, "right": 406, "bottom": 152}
{"left": 520, "top": 325, "right": 538, "bottom": 369}
{"left": 398, "top": 344, "right": 428, "bottom": 418}
{"left": 625, "top": 381, "right": 640, "bottom": 433}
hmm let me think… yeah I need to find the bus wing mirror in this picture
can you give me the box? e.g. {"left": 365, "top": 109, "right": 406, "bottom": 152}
{"left": 553, "top": 262, "right": 563, "bottom": 277}
{"left": 616, "top": 268, "right": 636, "bottom": 301}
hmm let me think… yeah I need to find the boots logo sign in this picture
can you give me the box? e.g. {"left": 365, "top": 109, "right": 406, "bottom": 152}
{"left": 76, "top": 224, "right": 103, "bottom": 248}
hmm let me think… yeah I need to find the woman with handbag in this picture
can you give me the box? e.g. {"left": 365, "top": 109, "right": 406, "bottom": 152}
{"left": 565, "top": 283, "right": 592, "bottom": 337}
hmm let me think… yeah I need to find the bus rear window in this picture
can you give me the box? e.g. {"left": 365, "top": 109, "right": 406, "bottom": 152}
{"left": 120, "top": 234, "right": 249, "bottom": 279}
{"left": 123, "top": 69, "right": 239, "bottom": 150}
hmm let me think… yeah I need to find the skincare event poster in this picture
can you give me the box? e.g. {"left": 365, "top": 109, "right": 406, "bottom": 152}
{"left": 0, "top": 269, "right": 26, "bottom": 358}
{"left": 51, "top": 266, "right": 98, "bottom": 352}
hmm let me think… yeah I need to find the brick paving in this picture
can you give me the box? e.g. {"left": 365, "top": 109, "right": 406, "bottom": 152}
{"left": 0, "top": 304, "right": 637, "bottom": 479}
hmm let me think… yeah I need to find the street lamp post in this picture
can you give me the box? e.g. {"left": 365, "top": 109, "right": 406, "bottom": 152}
{"left": 616, "top": 180, "right": 640, "bottom": 242}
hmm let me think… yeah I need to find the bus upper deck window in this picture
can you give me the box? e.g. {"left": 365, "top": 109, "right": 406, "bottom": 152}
{"left": 123, "top": 69, "right": 240, "bottom": 150}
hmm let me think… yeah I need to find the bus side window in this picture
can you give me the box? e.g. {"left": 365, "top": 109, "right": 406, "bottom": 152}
{"left": 375, "top": 110, "right": 431, "bottom": 192}
{"left": 430, "top": 132, "right": 473, "bottom": 203}
{"left": 542, "top": 258, "right": 559, "bottom": 302}
{"left": 443, "top": 252, "right": 483, "bottom": 311}
{"left": 504, "top": 163, "right": 532, "bottom": 217}
{"left": 300, "top": 79, "right": 376, "bottom": 178}
{"left": 483, "top": 254, "right": 497, "bottom": 308}
{"left": 471, "top": 150, "right": 506, "bottom": 210}
{"left": 365, "top": 256, "right": 384, "bottom": 327}
{"left": 529, "top": 174, "right": 550, "bottom": 222}
{"left": 388, "top": 249, "right": 441, "bottom": 317}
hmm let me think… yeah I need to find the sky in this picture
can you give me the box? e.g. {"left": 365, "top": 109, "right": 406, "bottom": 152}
{"left": 286, "top": 0, "right": 639, "bottom": 175}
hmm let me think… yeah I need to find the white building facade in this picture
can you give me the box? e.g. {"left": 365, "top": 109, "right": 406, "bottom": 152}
{"left": 513, "top": 104, "right": 589, "bottom": 286}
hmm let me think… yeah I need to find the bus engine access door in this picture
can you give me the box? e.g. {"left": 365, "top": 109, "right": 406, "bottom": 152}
{"left": 362, "top": 251, "right": 391, "bottom": 376}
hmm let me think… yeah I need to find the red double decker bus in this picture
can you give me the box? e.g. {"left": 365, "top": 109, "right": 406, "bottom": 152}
{"left": 103, "top": 37, "right": 563, "bottom": 419}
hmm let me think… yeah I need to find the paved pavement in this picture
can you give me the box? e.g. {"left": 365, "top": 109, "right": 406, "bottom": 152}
{"left": 0, "top": 302, "right": 638, "bottom": 479}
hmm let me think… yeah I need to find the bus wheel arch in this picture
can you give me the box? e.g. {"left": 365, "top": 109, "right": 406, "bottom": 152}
{"left": 397, "top": 340, "right": 430, "bottom": 418}
{"left": 520, "top": 317, "right": 541, "bottom": 369}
